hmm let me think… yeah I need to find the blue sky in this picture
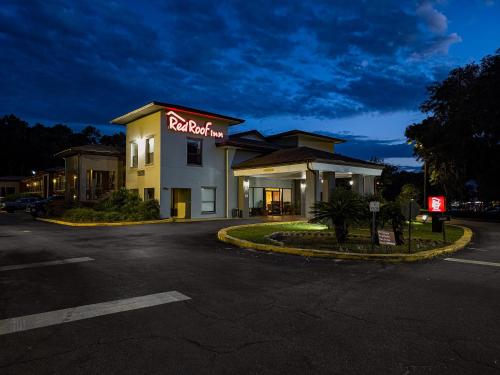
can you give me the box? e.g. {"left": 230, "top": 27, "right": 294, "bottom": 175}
{"left": 1, "top": 0, "right": 499, "bottom": 169}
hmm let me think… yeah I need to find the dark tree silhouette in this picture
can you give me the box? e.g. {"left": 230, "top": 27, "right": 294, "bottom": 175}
{"left": 406, "top": 50, "right": 500, "bottom": 201}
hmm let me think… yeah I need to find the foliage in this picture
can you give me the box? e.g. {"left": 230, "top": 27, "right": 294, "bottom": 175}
{"left": 380, "top": 201, "right": 405, "bottom": 245}
{"left": 309, "top": 188, "right": 365, "bottom": 243}
{"left": 398, "top": 184, "right": 419, "bottom": 201}
{"left": 227, "top": 222, "right": 464, "bottom": 254}
{"left": 376, "top": 163, "right": 426, "bottom": 204}
{"left": 63, "top": 188, "right": 160, "bottom": 222}
{"left": 0, "top": 114, "right": 125, "bottom": 177}
{"left": 405, "top": 50, "right": 500, "bottom": 201}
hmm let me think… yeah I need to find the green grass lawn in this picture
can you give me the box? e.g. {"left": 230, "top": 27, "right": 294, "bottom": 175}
{"left": 227, "top": 221, "right": 464, "bottom": 254}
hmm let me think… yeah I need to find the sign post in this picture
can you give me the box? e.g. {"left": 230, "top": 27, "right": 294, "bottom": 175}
{"left": 401, "top": 199, "right": 420, "bottom": 253}
{"left": 369, "top": 201, "right": 380, "bottom": 252}
{"left": 408, "top": 201, "right": 412, "bottom": 253}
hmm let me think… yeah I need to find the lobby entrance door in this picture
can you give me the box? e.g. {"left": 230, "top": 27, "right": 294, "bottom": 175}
{"left": 171, "top": 188, "right": 191, "bottom": 219}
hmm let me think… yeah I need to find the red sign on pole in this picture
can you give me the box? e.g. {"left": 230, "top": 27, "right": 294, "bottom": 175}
{"left": 428, "top": 196, "right": 446, "bottom": 212}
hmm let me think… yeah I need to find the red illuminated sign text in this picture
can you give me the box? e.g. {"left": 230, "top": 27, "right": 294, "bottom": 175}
{"left": 428, "top": 196, "right": 446, "bottom": 212}
{"left": 166, "top": 111, "right": 224, "bottom": 139}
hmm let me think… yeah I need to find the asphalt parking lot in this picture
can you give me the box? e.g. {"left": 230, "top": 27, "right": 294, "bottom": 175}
{"left": 1, "top": 212, "right": 500, "bottom": 374}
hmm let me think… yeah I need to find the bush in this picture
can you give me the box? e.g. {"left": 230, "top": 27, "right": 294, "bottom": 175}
{"left": 62, "top": 188, "right": 160, "bottom": 222}
{"left": 309, "top": 188, "right": 365, "bottom": 243}
{"left": 380, "top": 201, "right": 406, "bottom": 245}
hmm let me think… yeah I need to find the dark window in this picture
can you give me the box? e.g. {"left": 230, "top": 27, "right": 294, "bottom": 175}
{"left": 145, "top": 137, "right": 154, "bottom": 165}
{"left": 187, "top": 138, "right": 202, "bottom": 165}
{"left": 144, "top": 188, "right": 155, "bottom": 201}
{"left": 201, "top": 187, "right": 216, "bottom": 213}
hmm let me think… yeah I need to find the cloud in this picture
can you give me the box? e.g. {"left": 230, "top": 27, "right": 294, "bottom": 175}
{"left": 416, "top": 1, "right": 448, "bottom": 34}
{"left": 0, "top": 0, "right": 463, "bottom": 125}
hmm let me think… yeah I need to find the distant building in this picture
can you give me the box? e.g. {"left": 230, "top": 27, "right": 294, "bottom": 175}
{"left": 0, "top": 176, "right": 25, "bottom": 198}
{"left": 55, "top": 144, "right": 124, "bottom": 202}
{"left": 22, "top": 167, "right": 65, "bottom": 198}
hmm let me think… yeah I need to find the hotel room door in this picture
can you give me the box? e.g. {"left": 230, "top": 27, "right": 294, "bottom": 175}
{"left": 171, "top": 188, "right": 191, "bottom": 219}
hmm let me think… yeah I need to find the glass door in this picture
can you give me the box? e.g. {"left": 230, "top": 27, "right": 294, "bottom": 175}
{"left": 265, "top": 188, "right": 281, "bottom": 215}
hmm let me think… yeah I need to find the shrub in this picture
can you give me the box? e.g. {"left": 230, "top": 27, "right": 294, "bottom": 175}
{"left": 62, "top": 188, "right": 160, "bottom": 222}
{"left": 309, "top": 188, "right": 365, "bottom": 243}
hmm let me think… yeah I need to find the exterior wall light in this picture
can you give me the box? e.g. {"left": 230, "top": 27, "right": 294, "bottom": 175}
{"left": 243, "top": 178, "right": 250, "bottom": 198}
{"left": 300, "top": 181, "right": 306, "bottom": 192}
{"left": 349, "top": 180, "right": 354, "bottom": 186}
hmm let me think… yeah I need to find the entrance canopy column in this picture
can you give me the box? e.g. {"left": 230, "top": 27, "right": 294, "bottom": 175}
{"left": 237, "top": 176, "right": 249, "bottom": 218}
{"left": 305, "top": 169, "right": 320, "bottom": 218}
{"left": 322, "top": 171, "right": 335, "bottom": 201}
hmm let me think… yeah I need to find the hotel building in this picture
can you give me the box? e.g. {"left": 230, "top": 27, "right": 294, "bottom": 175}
{"left": 111, "top": 102, "right": 383, "bottom": 219}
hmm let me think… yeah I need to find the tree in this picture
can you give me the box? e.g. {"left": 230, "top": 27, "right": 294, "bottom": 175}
{"left": 399, "top": 184, "right": 419, "bottom": 201}
{"left": 376, "top": 162, "right": 425, "bottom": 204}
{"left": 405, "top": 50, "right": 500, "bottom": 201}
{"left": 100, "top": 132, "right": 126, "bottom": 151}
{"left": 309, "top": 188, "right": 365, "bottom": 243}
{"left": 80, "top": 126, "right": 102, "bottom": 144}
{"left": 0, "top": 114, "right": 125, "bottom": 176}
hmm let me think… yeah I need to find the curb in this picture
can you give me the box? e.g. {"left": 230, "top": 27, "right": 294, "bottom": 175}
{"left": 35, "top": 216, "right": 244, "bottom": 227}
{"left": 217, "top": 222, "right": 473, "bottom": 262}
{"left": 35, "top": 217, "right": 174, "bottom": 227}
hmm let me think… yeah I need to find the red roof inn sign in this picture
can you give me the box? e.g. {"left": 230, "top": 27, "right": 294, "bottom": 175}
{"left": 166, "top": 111, "right": 224, "bottom": 139}
{"left": 428, "top": 196, "right": 446, "bottom": 213}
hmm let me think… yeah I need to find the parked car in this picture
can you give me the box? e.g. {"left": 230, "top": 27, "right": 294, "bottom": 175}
{"left": 1, "top": 197, "right": 39, "bottom": 213}
{"left": 29, "top": 195, "right": 65, "bottom": 217}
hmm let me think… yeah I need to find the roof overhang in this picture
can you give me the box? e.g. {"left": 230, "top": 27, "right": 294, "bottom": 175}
{"left": 233, "top": 161, "right": 383, "bottom": 177}
{"left": 110, "top": 101, "right": 245, "bottom": 126}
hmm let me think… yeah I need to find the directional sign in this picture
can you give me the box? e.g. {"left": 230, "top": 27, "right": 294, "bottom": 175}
{"left": 369, "top": 201, "right": 380, "bottom": 212}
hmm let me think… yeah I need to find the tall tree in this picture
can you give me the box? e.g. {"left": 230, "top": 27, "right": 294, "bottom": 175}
{"left": 406, "top": 50, "right": 500, "bottom": 201}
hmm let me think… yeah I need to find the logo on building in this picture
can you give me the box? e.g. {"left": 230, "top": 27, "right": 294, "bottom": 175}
{"left": 428, "top": 196, "right": 446, "bottom": 212}
{"left": 166, "top": 111, "right": 224, "bottom": 139}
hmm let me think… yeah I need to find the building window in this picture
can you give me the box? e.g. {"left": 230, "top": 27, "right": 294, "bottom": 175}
{"left": 144, "top": 188, "right": 155, "bottom": 201}
{"left": 187, "top": 138, "right": 202, "bottom": 165}
{"left": 145, "top": 137, "right": 154, "bottom": 165}
{"left": 201, "top": 187, "right": 215, "bottom": 213}
{"left": 86, "top": 170, "right": 116, "bottom": 200}
{"left": 130, "top": 142, "right": 138, "bottom": 168}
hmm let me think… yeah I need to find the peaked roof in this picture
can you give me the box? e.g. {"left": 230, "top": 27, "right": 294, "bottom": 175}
{"left": 55, "top": 144, "right": 122, "bottom": 158}
{"left": 110, "top": 101, "right": 245, "bottom": 125}
{"left": 266, "top": 130, "right": 345, "bottom": 144}
{"left": 232, "top": 147, "right": 383, "bottom": 170}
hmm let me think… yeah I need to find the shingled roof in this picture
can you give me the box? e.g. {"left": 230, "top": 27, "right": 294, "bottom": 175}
{"left": 232, "top": 147, "right": 383, "bottom": 170}
{"left": 55, "top": 144, "right": 123, "bottom": 158}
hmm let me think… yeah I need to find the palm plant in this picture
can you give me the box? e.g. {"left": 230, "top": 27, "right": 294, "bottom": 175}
{"left": 309, "top": 188, "right": 365, "bottom": 243}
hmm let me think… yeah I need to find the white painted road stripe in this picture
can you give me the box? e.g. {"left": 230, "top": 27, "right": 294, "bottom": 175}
{"left": 0, "top": 291, "right": 190, "bottom": 335}
{"left": 0, "top": 257, "right": 94, "bottom": 272}
{"left": 444, "top": 258, "right": 500, "bottom": 268}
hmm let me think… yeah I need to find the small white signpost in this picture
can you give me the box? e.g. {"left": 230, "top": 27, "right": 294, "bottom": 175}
{"left": 369, "top": 201, "right": 380, "bottom": 251}
{"left": 369, "top": 201, "right": 380, "bottom": 212}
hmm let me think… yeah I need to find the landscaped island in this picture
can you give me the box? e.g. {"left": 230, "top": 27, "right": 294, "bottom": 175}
{"left": 226, "top": 221, "right": 463, "bottom": 254}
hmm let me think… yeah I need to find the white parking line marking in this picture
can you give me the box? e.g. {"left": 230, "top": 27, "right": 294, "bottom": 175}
{"left": 0, "top": 257, "right": 94, "bottom": 272}
{"left": 0, "top": 291, "right": 190, "bottom": 335}
{"left": 444, "top": 258, "right": 500, "bottom": 268}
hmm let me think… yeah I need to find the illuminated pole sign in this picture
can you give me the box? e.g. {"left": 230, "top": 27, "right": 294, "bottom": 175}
{"left": 428, "top": 196, "right": 446, "bottom": 212}
{"left": 166, "top": 111, "right": 224, "bottom": 139}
